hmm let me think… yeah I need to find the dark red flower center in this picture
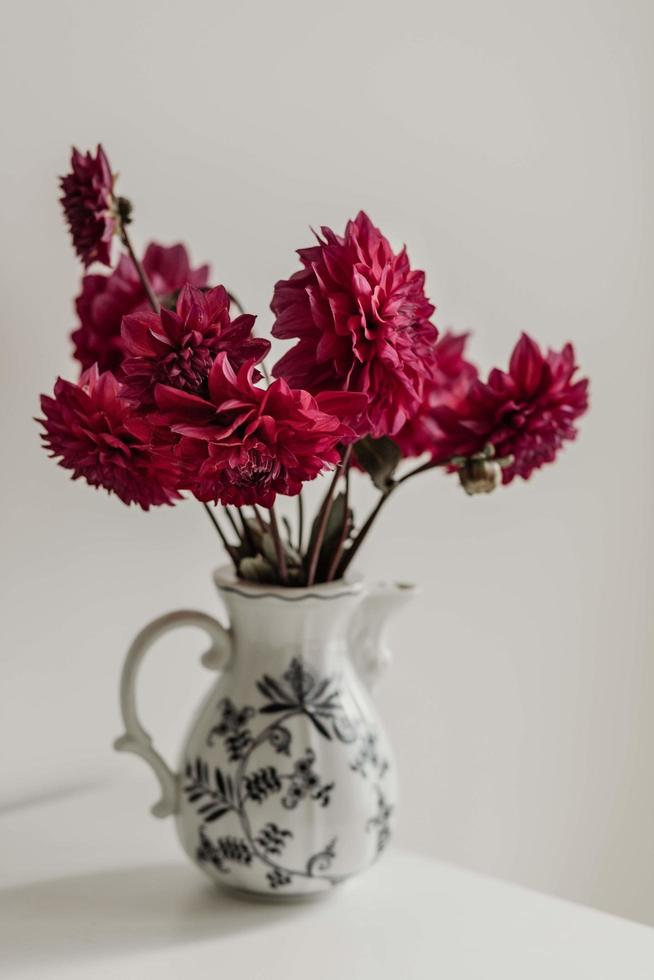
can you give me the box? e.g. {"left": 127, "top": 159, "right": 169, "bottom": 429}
{"left": 157, "top": 342, "right": 214, "bottom": 394}
{"left": 227, "top": 449, "right": 277, "bottom": 488}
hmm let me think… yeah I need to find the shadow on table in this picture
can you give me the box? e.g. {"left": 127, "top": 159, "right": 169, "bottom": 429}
{"left": 0, "top": 777, "right": 105, "bottom": 816}
{"left": 0, "top": 862, "right": 318, "bottom": 967}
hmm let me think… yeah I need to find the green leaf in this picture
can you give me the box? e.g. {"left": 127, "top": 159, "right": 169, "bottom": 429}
{"left": 260, "top": 532, "right": 278, "bottom": 567}
{"left": 233, "top": 517, "right": 269, "bottom": 560}
{"left": 306, "top": 492, "right": 353, "bottom": 582}
{"left": 353, "top": 436, "right": 401, "bottom": 491}
{"left": 261, "top": 531, "right": 303, "bottom": 570}
{"left": 307, "top": 492, "right": 344, "bottom": 558}
{"left": 238, "top": 555, "right": 280, "bottom": 584}
{"left": 287, "top": 566, "right": 307, "bottom": 586}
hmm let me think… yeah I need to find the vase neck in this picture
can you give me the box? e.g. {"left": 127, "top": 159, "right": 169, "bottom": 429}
{"left": 217, "top": 582, "right": 362, "bottom": 669}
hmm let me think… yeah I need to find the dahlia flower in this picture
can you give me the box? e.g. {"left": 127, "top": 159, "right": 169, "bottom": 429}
{"left": 394, "top": 332, "right": 478, "bottom": 458}
{"left": 154, "top": 353, "right": 367, "bottom": 507}
{"left": 120, "top": 284, "right": 270, "bottom": 407}
{"left": 59, "top": 145, "right": 117, "bottom": 267}
{"left": 38, "top": 366, "right": 181, "bottom": 509}
{"left": 271, "top": 211, "right": 438, "bottom": 438}
{"left": 72, "top": 243, "right": 210, "bottom": 374}
{"left": 432, "top": 333, "right": 589, "bottom": 483}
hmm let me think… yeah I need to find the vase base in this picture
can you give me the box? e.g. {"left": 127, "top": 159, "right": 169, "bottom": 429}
{"left": 215, "top": 879, "right": 343, "bottom": 905}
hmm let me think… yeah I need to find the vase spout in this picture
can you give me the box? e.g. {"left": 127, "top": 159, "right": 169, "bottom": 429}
{"left": 348, "top": 581, "right": 416, "bottom": 692}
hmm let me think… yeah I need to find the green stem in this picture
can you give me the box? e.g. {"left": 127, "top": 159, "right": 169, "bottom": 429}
{"left": 224, "top": 507, "right": 244, "bottom": 544}
{"left": 306, "top": 445, "right": 352, "bottom": 587}
{"left": 268, "top": 506, "right": 288, "bottom": 584}
{"left": 202, "top": 503, "right": 240, "bottom": 571}
{"left": 395, "top": 456, "right": 446, "bottom": 485}
{"left": 282, "top": 515, "right": 294, "bottom": 544}
{"left": 326, "top": 463, "right": 351, "bottom": 583}
{"left": 236, "top": 507, "right": 257, "bottom": 553}
{"left": 119, "top": 221, "right": 160, "bottom": 313}
{"left": 337, "top": 486, "right": 393, "bottom": 577}
{"left": 227, "top": 291, "right": 245, "bottom": 315}
{"left": 338, "top": 456, "right": 452, "bottom": 576}
{"left": 297, "top": 492, "right": 305, "bottom": 555}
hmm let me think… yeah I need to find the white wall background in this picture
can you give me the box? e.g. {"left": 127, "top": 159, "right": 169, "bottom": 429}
{"left": 1, "top": 0, "right": 652, "bottom": 925}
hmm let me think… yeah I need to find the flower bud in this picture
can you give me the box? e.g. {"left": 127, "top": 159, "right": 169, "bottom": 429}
{"left": 457, "top": 458, "right": 502, "bottom": 495}
{"left": 117, "top": 195, "right": 133, "bottom": 227}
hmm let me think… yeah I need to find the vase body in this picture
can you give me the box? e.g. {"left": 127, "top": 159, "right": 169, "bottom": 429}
{"left": 116, "top": 568, "right": 412, "bottom": 899}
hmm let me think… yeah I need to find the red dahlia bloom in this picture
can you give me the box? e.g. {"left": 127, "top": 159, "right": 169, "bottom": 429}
{"left": 394, "top": 332, "right": 478, "bottom": 458}
{"left": 431, "top": 333, "right": 589, "bottom": 483}
{"left": 120, "top": 284, "right": 270, "bottom": 407}
{"left": 72, "top": 243, "right": 210, "bottom": 374}
{"left": 60, "top": 145, "right": 117, "bottom": 268}
{"left": 271, "top": 211, "right": 438, "bottom": 438}
{"left": 154, "top": 353, "right": 367, "bottom": 507}
{"left": 38, "top": 366, "right": 180, "bottom": 509}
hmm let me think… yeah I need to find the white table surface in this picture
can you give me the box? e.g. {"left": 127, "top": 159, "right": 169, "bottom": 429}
{"left": 1, "top": 777, "right": 653, "bottom": 979}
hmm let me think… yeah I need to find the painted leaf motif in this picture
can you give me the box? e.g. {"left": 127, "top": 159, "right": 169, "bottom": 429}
{"left": 306, "top": 713, "right": 332, "bottom": 740}
{"left": 257, "top": 674, "right": 293, "bottom": 704}
{"left": 255, "top": 822, "right": 294, "bottom": 856}
{"left": 182, "top": 758, "right": 236, "bottom": 823}
{"left": 202, "top": 805, "right": 231, "bottom": 823}
{"left": 244, "top": 766, "right": 282, "bottom": 803}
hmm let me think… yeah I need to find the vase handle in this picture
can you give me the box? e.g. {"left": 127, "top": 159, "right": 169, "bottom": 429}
{"left": 114, "top": 610, "right": 232, "bottom": 818}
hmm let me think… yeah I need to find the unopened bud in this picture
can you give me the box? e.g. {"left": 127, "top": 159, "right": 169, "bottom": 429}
{"left": 457, "top": 458, "right": 502, "bottom": 495}
{"left": 116, "top": 195, "right": 133, "bottom": 226}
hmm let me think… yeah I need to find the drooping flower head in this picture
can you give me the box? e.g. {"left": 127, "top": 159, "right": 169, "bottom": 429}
{"left": 71, "top": 243, "right": 210, "bottom": 374}
{"left": 59, "top": 145, "right": 117, "bottom": 267}
{"left": 154, "top": 353, "right": 367, "bottom": 507}
{"left": 271, "top": 211, "right": 439, "bottom": 438}
{"left": 394, "top": 332, "right": 478, "bottom": 458}
{"left": 431, "top": 333, "right": 589, "bottom": 483}
{"left": 38, "top": 366, "right": 181, "bottom": 509}
{"left": 120, "top": 284, "right": 270, "bottom": 407}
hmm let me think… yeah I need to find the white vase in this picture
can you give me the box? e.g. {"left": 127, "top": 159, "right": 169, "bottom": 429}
{"left": 115, "top": 567, "right": 414, "bottom": 899}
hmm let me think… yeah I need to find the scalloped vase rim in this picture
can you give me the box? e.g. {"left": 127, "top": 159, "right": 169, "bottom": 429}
{"left": 212, "top": 565, "right": 417, "bottom": 599}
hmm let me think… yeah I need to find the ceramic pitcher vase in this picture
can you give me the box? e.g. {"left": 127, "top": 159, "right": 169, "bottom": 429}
{"left": 115, "top": 568, "right": 413, "bottom": 899}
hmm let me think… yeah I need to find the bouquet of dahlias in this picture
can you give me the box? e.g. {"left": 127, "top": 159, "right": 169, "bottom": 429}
{"left": 39, "top": 145, "right": 589, "bottom": 586}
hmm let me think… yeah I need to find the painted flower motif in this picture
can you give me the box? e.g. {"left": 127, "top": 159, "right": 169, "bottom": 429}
{"left": 283, "top": 658, "right": 317, "bottom": 700}
{"left": 271, "top": 211, "right": 439, "bottom": 438}
{"left": 38, "top": 366, "right": 180, "bottom": 509}
{"left": 120, "top": 284, "right": 270, "bottom": 407}
{"left": 256, "top": 656, "right": 355, "bottom": 742}
{"left": 72, "top": 243, "right": 210, "bottom": 374}
{"left": 394, "top": 332, "right": 478, "bottom": 458}
{"left": 154, "top": 354, "right": 366, "bottom": 508}
{"left": 281, "top": 749, "right": 333, "bottom": 809}
{"left": 59, "top": 145, "right": 117, "bottom": 267}
{"left": 432, "top": 333, "right": 589, "bottom": 483}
